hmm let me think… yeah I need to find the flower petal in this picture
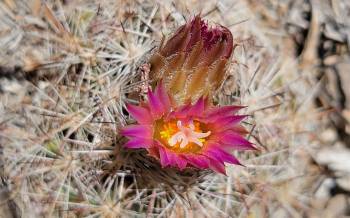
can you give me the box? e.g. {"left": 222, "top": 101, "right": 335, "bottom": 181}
{"left": 164, "top": 150, "right": 178, "bottom": 167}
{"left": 229, "top": 125, "right": 249, "bottom": 135}
{"left": 159, "top": 146, "right": 170, "bottom": 167}
{"left": 154, "top": 141, "right": 178, "bottom": 168}
{"left": 185, "top": 154, "right": 209, "bottom": 169}
{"left": 156, "top": 81, "right": 171, "bottom": 112}
{"left": 206, "top": 105, "right": 245, "bottom": 118}
{"left": 175, "top": 155, "right": 187, "bottom": 170}
{"left": 216, "top": 132, "right": 256, "bottom": 150}
{"left": 188, "top": 97, "right": 205, "bottom": 116}
{"left": 211, "top": 115, "right": 248, "bottom": 130}
{"left": 148, "top": 88, "right": 164, "bottom": 118}
{"left": 169, "top": 103, "right": 191, "bottom": 119}
{"left": 204, "top": 145, "right": 241, "bottom": 165}
{"left": 209, "top": 158, "right": 226, "bottom": 175}
{"left": 120, "top": 125, "right": 152, "bottom": 139}
{"left": 126, "top": 104, "right": 152, "bottom": 124}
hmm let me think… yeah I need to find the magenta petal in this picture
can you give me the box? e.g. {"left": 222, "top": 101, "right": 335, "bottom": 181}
{"left": 126, "top": 104, "right": 152, "bottom": 124}
{"left": 159, "top": 147, "right": 170, "bottom": 167}
{"left": 164, "top": 150, "right": 177, "bottom": 167}
{"left": 156, "top": 82, "right": 171, "bottom": 112}
{"left": 204, "top": 146, "right": 241, "bottom": 165}
{"left": 120, "top": 125, "right": 152, "bottom": 138}
{"left": 124, "top": 138, "right": 153, "bottom": 148}
{"left": 175, "top": 155, "right": 187, "bottom": 170}
{"left": 209, "top": 159, "right": 226, "bottom": 175}
{"left": 217, "top": 132, "right": 255, "bottom": 150}
{"left": 188, "top": 97, "right": 205, "bottom": 116}
{"left": 154, "top": 141, "right": 178, "bottom": 168}
{"left": 148, "top": 88, "right": 164, "bottom": 118}
{"left": 172, "top": 104, "right": 191, "bottom": 119}
{"left": 211, "top": 115, "right": 248, "bottom": 129}
{"left": 228, "top": 125, "right": 249, "bottom": 135}
{"left": 206, "top": 105, "right": 245, "bottom": 118}
{"left": 185, "top": 155, "right": 209, "bottom": 169}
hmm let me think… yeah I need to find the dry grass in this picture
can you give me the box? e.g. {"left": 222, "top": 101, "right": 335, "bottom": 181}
{"left": 0, "top": 0, "right": 347, "bottom": 217}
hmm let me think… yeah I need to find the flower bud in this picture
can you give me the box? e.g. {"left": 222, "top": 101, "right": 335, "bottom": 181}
{"left": 149, "top": 15, "right": 235, "bottom": 105}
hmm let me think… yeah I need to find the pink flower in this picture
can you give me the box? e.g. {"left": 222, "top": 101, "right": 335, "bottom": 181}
{"left": 120, "top": 83, "right": 255, "bottom": 174}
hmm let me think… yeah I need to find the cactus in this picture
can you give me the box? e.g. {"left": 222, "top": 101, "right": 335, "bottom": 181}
{"left": 0, "top": 0, "right": 319, "bottom": 217}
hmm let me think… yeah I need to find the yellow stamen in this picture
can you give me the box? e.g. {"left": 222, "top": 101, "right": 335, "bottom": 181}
{"left": 155, "top": 119, "right": 211, "bottom": 153}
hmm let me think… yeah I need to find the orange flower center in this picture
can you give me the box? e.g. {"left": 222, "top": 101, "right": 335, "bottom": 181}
{"left": 154, "top": 119, "right": 211, "bottom": 153}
